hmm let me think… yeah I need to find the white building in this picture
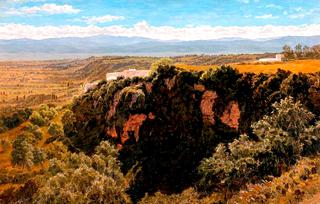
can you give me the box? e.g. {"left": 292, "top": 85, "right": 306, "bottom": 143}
{"left": 106, "top": 69, "right": 149, "bottom": 81}
{"left": 258, "top": 54, "right": 283, "bottom": 62}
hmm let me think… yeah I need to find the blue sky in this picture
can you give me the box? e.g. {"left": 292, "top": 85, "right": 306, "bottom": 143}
{"left": 0, "top": 0, "right": 320, "bottom": 40}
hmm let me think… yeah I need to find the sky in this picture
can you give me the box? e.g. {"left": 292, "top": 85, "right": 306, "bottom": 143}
{"left": 0, "top": 0, "right": 320, "bottom": 40}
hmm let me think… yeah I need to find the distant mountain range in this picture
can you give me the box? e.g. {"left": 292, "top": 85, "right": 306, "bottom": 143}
{"left": 0, "top": 35, "right": 320, "bottom": 60}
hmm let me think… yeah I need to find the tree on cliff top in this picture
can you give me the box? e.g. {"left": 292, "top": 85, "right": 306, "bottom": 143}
{"left": 150, "top": 58, "right": 174, "bottom": 74}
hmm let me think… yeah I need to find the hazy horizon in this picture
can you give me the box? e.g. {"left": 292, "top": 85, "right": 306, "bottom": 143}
{"left": 1, "top": 0, "right": 320, "bottom": 40}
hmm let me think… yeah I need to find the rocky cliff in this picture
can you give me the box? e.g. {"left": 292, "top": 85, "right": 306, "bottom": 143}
{"left": 66, "top": 66, "right": 320, "bottom": 200}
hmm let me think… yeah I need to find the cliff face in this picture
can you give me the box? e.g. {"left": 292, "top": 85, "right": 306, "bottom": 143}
{"left": 68, "top": 66, "right": 320, "bottom": 199}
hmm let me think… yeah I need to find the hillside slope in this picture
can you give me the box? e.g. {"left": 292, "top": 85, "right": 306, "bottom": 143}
{"left": 67, "top": 66, "right": 320, "bottom": 200}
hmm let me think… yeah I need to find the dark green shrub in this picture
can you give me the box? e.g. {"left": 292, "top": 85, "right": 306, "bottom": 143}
{"left": 48, "top": 122, "right": 63, "bottom": 137}
{"left": 11, "top": 135, "right": 34, "bottom": 169}
{"left": 23, "top": 122, "right": 43, "bottom": 141}
{"left": 61, "top": 109, "right": 76, "bottom": 137}
{"left": 33, "top": 141, "right": 131, "bottom": 203}
{"left": 29, "top": 111, "right": 47, "bottom": 126}
{"left": 198, "top": 97, "right": 319, "bottom": 192}
{"left": 39, "top": 104, "right": 57, "bottom": 121}
{"left": 32, "top": 147, "right": 46, "bottom": 166}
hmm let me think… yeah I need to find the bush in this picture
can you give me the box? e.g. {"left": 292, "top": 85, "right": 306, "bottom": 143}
{"left": 33, "top": 141, "right": 131, "bottom": 203}
{"left": 48, "top": 122, "right": 63, "bottom": 137}
{"left": 29, "top": 111, "right": 47, "bottom": 126}
{"left": 198, "top": 97, "right": 319, "bottom": 192}
{"left": 150, "top": 58, "right": 174, "bottom": 75}
{"left": 0, "top": 119, "right": 8, "bottom": 133}
{"left": 11, "top": 135, "right": 34, "bottom": 169}
{"left": 0, "top": 108, "right": 32, "bottom": 131}
{"left": 39, "top": 105, "right": 57, "bottom": 121}
{"left": 23, "top": 122, "right": 43, "bottom": 141}
{"left": 45, "top": 141, "right": 68, "bottom": 160}
{"left": 61, "top": 109, "right": 76, "bottom": 136}
{"left": 32, "top": 147, "right": 46, "bottom": 166}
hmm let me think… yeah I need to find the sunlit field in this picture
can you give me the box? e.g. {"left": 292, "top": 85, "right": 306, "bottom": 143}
{"left": 176, "top": 59, "right": 320, "bottom": 73}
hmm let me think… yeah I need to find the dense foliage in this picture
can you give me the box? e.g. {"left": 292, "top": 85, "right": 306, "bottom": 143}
{"left": 198, "top": 97, "right": 320, "bottom": 192}
{"left": 0, "top": 108, "right": 32, "bottom": 133}
{"left": 11, "top": 131, "right": 46, "bottom": 169}
{"left": 66, "top": 66, "right": 320, "bottom": 201}
{"left": 29, "top": 105, "right": 57, "bottom": 126}
{"left": 33, "top": 141, "right": 130, "bottom": 204}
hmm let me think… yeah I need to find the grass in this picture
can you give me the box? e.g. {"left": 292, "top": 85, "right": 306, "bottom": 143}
{"left": 0, "top": 60, "right": 87, "bottom": 113}
{"left": 176, "top": 59, "right": 320, "bottom": 73}
{"left": 0, "top": 108, "right": 64, "bottom": 193}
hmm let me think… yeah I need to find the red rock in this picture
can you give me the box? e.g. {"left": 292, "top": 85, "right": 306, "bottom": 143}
{"left": 200, "top": 91, "right": 217, "bottom": 125}
{"left": 121, "top": 114, "right": 148, "bottom": 143}
{"left": 220, "top": 101, "right": 240, "bottom": 129}
{"left": 145, "top": 82, "right": 153, "bottom": 93}
{"left": 194, "top": 84, "right": 205, "bottom": 92}
{"left": 106, "top": 125, "right": 117, "bottom": 139}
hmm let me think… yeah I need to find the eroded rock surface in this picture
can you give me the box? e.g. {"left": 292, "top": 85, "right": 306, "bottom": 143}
{"left": 121, "top": 114, "right": 148, "bottom": 143}
{"left": 220, "top": 101, "right": 240, "bottom": 129}
{"left": 107, "top": 90, "right": 121, "bottom": 120}
{"left": 200, "top": 91, "right": 217, "bottom": 125}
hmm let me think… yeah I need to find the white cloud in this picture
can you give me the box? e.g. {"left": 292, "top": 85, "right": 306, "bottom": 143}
{"left": 4, "top": 3, "right": 80, "bottom": 15}
{"left": 288, "top": 8, "right": 319, "bottom": 19}
{"left": 10, "top": 0, "right": 46, "bottom": 2}
{"left": 237, "top": 0, "right": 259, "bottom": 3}
{"left": 288, "top": 14, "right": 305, "bottom": 19}
{"left": 265, "top": 4, "right": 282, "bottom": 9}
{"left": 1, "top": 22, "right": 320, "bottom": 41}
{"left": 237, "top": 0, "right": 250, "bottom": 3}
{"left": 255, "top": 14, "right": 278, "bottom": 19}
{"left": 82, "top": 15, "right": 125, "bottom": 24}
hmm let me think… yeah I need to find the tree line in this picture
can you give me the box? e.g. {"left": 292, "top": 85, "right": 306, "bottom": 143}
{"left": 282, "top": 44, "right": 320, "bottom": 60}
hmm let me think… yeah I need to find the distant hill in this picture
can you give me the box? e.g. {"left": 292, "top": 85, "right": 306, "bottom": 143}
{"left": 0, "top": 35, "right": 320, "bottom": 59}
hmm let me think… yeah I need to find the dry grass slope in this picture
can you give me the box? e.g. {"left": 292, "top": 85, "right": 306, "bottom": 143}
{"left": 176, "top": 59, "right": 320, "bottom": 73}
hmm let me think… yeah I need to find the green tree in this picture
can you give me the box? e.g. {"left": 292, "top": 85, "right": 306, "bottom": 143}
{"left": 11, "top": 135, "right": 34, "bottom": 169}
{"left": 32, "top": 147, "right": 47, "bottom": 166}
{"left": 23, "top": 122, "right": 43, "bottom": 141}
{"left": 61, "top": 109, "right": 76, "bottom": 136}
{"left": 29, "top": 111, "right": 47, "bottom": 126}
{"left": 282, "top": 45, "right": 294, "bottom": 59}
{"left": 33, "top": 141, "right": 131, "bottom": 204}
{"left": 46, "top": 141, "right": 68, "bottom": 160}
{"left": 39, "top": 104, "right": 57, "bottom": 121}
{"left": 198, "top": 97, "right": 318, "bottom": 192}
{"left": 295, "top": 44, "right": 303, "bottom": 58}
{"left": 303, "top": 45, "right": 311, "bottom": 58}
{"left": 150, "top": 58, "right": 174, "bottom": 75}
{"left": 48, "top": 122, "right": 63, "bottom": 137}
